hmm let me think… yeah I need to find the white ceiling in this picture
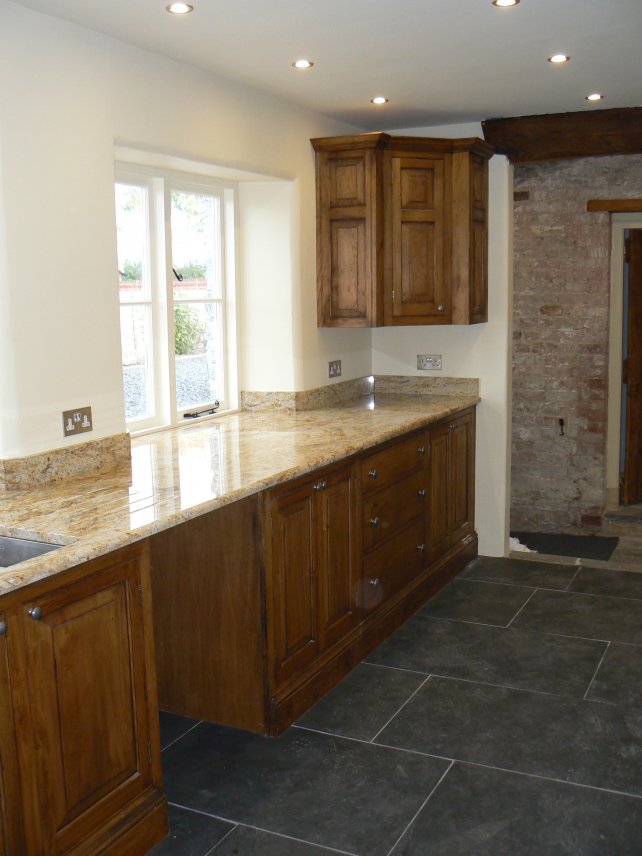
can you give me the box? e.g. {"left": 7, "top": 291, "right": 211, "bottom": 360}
{"left": 10, "top": 0, "right": 642, "bottom": 130}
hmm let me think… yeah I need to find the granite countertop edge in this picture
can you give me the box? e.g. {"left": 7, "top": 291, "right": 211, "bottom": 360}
{"left": 0, "top": 392, "right": 479, "bottom": 597}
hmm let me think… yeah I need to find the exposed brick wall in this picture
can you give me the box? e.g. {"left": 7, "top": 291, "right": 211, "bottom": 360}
{"left": 511, "top": 154, "right": 642, "bottom": 533}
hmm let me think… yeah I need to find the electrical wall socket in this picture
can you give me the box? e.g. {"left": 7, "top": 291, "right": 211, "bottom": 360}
{"left": 328, "top": 360, "right": 342, "bottom": 378}
{"left": 417, "top": 354, "right": 442, "bottom": 371}
{"left": 62, "top": 406, "right": 93, "bottom": 437}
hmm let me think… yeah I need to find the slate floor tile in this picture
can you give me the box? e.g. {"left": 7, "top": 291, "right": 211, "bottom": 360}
{"left": 375, "top": 676, "right": 642, "bottom": 797}
{"left": 210, "top": 825, "right": 351, "bottom": 855}
{"left": 365, "top": 613, "right": 606, "bottom": 697}
{"left": 511, "top": 589, "right": 642, "bottom": 644}
{"left": 149, "top": 804, "right": 233, "bottom": 856}
{"left": 586, "top": 642, "right": 642, "bottom": 706}
{"left": 390, "top": 762, "right": 642, "bottom": 856}
{"left": 159, "top": 711, "right": 202, "bottom": 750}
{"left": 162, "top": 722, "right": 449, "bottom": 856}
{"left": 459, "top": 556, "right": 577, "bottom": 590}
{"left": 570, "top": 566, "right": 642, "bottom": 600}
{"left": 419, "top": 579, "right": 533, "bottom": 627}
{"left": 295, "top": 662, "right": 426, "bottom": 741}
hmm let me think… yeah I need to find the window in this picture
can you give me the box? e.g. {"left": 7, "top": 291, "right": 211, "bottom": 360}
{"left": 115, "top": 168, "right": 238, "bottom": 430}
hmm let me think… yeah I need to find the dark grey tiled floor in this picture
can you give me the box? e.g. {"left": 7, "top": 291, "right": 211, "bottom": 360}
{"left": 151, "top": 556, "right": 642, "bottom": 855}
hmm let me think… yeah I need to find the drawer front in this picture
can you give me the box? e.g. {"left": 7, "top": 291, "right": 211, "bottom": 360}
{"left": 362, "top": 471, "right": 425, "bottom": 550}
{"left": 360, "top": 519, "right": 426, "bottom": 610}
{"left": 361, "top": 432, "right": 427, "bottom": 494}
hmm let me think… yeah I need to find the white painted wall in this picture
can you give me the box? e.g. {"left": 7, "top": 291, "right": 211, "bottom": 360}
{"left": 0, "top": 1, "right": 369, "bottom": 456}
{"left": 373, "top": 123, "right": 513, "bottom": 556}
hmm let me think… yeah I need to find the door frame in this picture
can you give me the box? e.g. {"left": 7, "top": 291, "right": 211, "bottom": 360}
{"left": 606, "top": 213, "right": 642, "bottom": 507}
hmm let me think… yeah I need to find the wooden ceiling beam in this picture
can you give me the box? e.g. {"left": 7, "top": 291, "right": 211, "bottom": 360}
{"left": 586, "top": 199, "right": 642, "bottom": 213}
{"left": 482, "top": 107, "right": 642, "bottom": 164}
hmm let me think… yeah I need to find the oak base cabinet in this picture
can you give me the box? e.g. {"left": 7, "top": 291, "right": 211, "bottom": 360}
{"left": 0, "top": 543, "right": 167, "bottom": 856}
{"left": 152, "top": 408, "right": 477, "bottom": 736}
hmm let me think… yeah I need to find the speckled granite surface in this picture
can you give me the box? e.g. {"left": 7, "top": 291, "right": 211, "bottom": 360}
{"left": 0, "top": 390, "right": 478, "bottom": 596}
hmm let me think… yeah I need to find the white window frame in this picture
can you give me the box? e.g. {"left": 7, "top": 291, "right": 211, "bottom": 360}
{"left": 115, "top": 165, "right": 239, "bottom": 432}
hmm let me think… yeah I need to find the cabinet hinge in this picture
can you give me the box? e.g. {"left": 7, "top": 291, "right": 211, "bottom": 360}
{"left": 148, "top": 739, "right": 152, "bottom": 766}
{"left": 138, "top": 584, "right": 143, "bottom": 606}
{"left": 624, "top": 235, "right": 631, "bottom": 264}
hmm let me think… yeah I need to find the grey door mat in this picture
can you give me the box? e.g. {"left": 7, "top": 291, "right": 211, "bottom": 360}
{"left": 510, "top": 532, "right": 619, "bottom": 561}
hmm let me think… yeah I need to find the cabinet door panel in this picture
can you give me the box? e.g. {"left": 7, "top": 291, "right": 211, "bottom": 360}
{"left": 427, "top": 425, "right": 450, "bottom": 560}
{"left": 271, "top": 489, "right": 319, "bottom": 685}
{"left": 390, "top": 156, "right": 448, "bottom": 322}
{"left": 20, "top": 555, "right": 155, "bottom": 855}
{"left": 0, "top": 615, "right": 24, "bottom": 856}
{"left": 318, "top": 468, "right": 358, "bottom": 648}
{"left": 331, "top": 219, "right": 367, "bottom": 318}
{"left": 450, "top": 413, "right": 474, "bottom": 542}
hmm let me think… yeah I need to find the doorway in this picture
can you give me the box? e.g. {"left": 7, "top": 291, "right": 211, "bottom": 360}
{"left": 606, "top": 216, "right": 642, "bottom": 511}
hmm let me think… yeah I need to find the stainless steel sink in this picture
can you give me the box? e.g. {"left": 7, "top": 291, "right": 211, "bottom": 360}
{"left": 0, "top": 535, "right": 62, "bottom": 568}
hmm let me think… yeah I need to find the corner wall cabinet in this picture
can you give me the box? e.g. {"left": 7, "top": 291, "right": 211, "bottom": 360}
{"left": 311, "top": 133, "right": 493, "bottom": 327}
{"left": 0, "top": 543, "right": 167, "bottom": 856}
{"left": 151, "top": 407, "right": 477, "bottom": 736}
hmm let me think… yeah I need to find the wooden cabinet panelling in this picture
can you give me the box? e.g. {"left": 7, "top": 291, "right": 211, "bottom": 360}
{"left": 0, "top": 613, "right": 24, "bottom": 856}
{"left": 0, "top": 543, "right": 167, "bottom": 856}
{"left": 427, "top": 409, "right": 475, "bottom": 561}
{"left": 152, "top": 408, "right": 476, "bottom": 737}
{"left": 312, "top": 133, "right": 493, "bottom": 328}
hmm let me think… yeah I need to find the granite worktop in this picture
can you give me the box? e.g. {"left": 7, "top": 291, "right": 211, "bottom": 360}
{"left": 0, "top": 387, "right": 479, "bottom": 596}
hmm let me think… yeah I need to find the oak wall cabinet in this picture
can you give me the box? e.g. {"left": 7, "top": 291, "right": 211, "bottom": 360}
{"left": 151, "top": 408, "right": 477, "bottom": 737}
{"left": 0, "top": 543, "right": 167, "bottom": 856}
{"left": 311, "top": 133, "right": 493, "bottom": 327}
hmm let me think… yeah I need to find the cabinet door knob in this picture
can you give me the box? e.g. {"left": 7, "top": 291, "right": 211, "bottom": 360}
{"left": 0, "top": 620, "right": 7, "bottom": 636}
{"left": 369, "top": 516, "right": 380, "bottom": 527}
{"left": 416, "top": 544, "right": 426, "bottom": 552}
{"left": 438, "top": 304, "right": 444, "bottom": 312}
{"left": 417, "top": 488, "right": 426, "bottom": 497}
{"left": 449, "top": 422, "right": 456, "bottom": 430}
{"left": 369, "top": 578, "right": 380, "bottom": 587}
{"left": 417, "top": 446, "right": 426, "bottom": 455}
{"left": 368, "top": 469, "right": 378, "bottom": 479}
{"left": 28, "top": 606, "right": 43, "bottom": 621}
{"left": 313, "top": 480, "right": 328, "bottom": 491}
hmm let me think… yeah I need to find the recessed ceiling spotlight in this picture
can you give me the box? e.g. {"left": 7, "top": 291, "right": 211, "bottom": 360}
{"left": 586, "top": 92, "right": 605, "bottom": 102}
{"left": 548, "top": 54, "right": 570, "bottom": 64}
{"left": 292, "top": 59, "right": 314, "bottom": 69}
{"left": 371, "top": 96, "right": 389, "bottom": 105}
{"left": 166, "top": 2, "right": 193, "bottom": 13}
{"left": 492, "top": 0, "right": 519, "bottom": 6}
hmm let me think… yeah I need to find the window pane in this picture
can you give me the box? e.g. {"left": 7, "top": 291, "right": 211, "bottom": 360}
{"left": 175, "top": 302, "right": 223, "bottom": 410}
{"left": 171, "top": 191, "right": 222, "bottom": 300}
{"left": 120, "top": 305, "right": 155, "bottom": 421}
{"left": 115, "top": 184, "right": 150, "bottom": 302}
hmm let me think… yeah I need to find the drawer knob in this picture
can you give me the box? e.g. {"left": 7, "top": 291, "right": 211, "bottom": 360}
{"left": 313, "top": 480, "right": 328, "bottom": 491}
{"left": 418, "top": 488, "right": 426, "bottom": 497}
{"left": 28, "top": 606, "right": 43, "bottom": 621}
{"left": 0, "top": 620, "right": 7, "bottom": 636}
{"left": 368, "top": 469, "right": 378, "bottom": 479}
{"left": 417, "top": 446, "right": 426, "bottom": 455}
{"left": 417, "top": 544, "right": 426, "bottom": 552}
{"left": 369, "top": 516, "right": 380, "bottom": 527}
{"left": 369, "top": 578, "right": 380, "bottom": 587}
{"left": 450, "top": 422, "right": 457, "bottom": 430}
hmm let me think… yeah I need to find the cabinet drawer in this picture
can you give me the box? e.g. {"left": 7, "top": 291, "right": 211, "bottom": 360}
{"left": 361, "top": 433, "right": 427, "bottom": 494}
{"left": 360, "top": 519, "right": 425, "bottom": 610}
{"left": 362, "top": 471, "right": 425, "bottom": 550}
